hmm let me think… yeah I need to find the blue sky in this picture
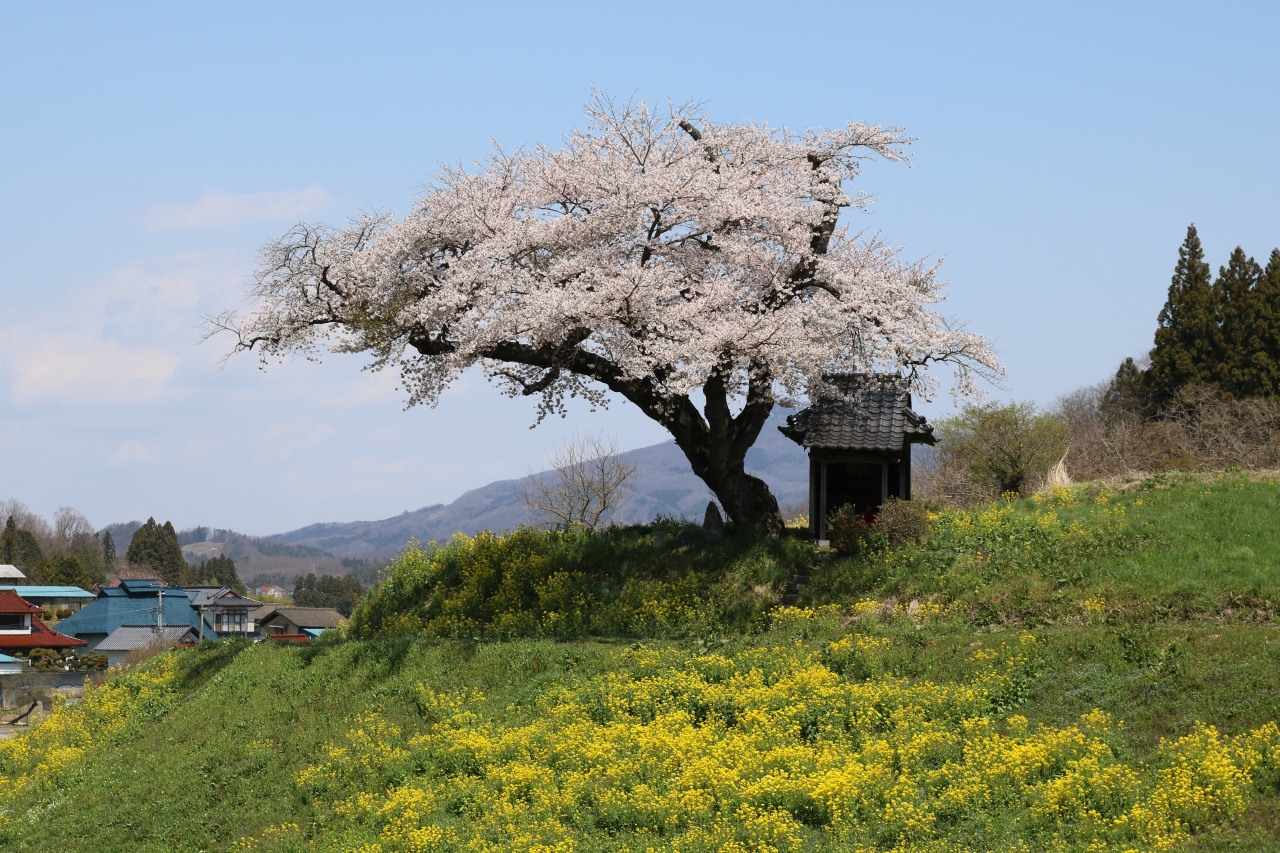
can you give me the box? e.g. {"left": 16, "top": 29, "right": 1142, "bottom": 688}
{"left": 2, "top": 1, "right": 1277, "bottom": 534}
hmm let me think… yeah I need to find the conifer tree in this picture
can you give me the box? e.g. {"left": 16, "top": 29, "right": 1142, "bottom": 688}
{"left": 1216, "top": 247, "right": 1266, "bottom": 396}
{"left": 2, "top": 515, "right": 45, "bottom": 577}
{"left": 1, "top": 516, "right": 14, "bottom": 566}
{"left": 1233, "top": 249, "right": 1280, "bottom": 398}
{"left": 190, "top": 555, "right": 245, "bottom": 595}
{"left": 124, "top": 517, "right": 187, "bottom": 584}
{"left": 101, "top": 529, "right": 116, "bottom": 572}
{"left": 44, "top": 555, "right": 95, "bottom": 591}
{"left": 1146, "top": 225, "right": 1219, "bottom": 406}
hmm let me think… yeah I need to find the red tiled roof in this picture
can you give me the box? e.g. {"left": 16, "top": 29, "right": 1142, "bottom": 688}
{"left": 0, "top": 589, "right": 45, "bottom": 614}
{"left": 0, "top": 615, "right": 87, "bottom": 650}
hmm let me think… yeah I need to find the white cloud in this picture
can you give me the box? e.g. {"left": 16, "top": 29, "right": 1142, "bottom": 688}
{"left": 145, "top": 185, "right": 331, "bottom": 230}
{"left": 107, "top": 440, "right": 160, "bottom": 468}
{"left": 0, "top": 250, "right": 245, "bottom": 406}
{"left": 5, "top": 332, "right": 178, "bottom": 404}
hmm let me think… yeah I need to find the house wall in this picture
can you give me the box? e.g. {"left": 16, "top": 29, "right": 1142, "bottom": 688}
{"left": 79, "top": 633, "right": 109, "bottom": 650}
{"left": 261, "top": 617, "right": 300, "bottom": 636}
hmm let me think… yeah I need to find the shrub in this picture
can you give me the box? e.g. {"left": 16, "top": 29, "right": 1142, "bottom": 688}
{"left": 73, "top": 652, "right": 107, "bottom": 671}
{"left": 873, "top": 497, "right": 931, "bottom": 547}
{"left": 928, "top": 401, "right": 1069, "bottom": 500}
{"left": 826, "top": 504, "right": 885, "bottom": 556}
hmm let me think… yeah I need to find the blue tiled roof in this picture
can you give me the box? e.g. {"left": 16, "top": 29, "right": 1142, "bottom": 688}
{"left": 55, "top": 586, "right": 214, "bottom": 640}
{"left": 0, "top": 585, "right": 96, "bottom": 600}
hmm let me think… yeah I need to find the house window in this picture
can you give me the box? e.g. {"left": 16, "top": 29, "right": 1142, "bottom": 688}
{"left": 0, "top": 614, "right": 25, "bottom": 630}
{"left": 217, "top": 611, "right": 246, "bottom": 632}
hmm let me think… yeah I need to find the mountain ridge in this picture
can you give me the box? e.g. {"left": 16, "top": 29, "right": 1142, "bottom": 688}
{"left": 268, "top": 410, "right": 809, "bottom": 559}
{"left": 108, "top": 411, "right": 811, "bottom": 576}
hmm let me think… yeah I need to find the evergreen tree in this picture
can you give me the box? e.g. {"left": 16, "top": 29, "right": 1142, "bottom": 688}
{"left": 2, "top": 515, "right": 45, "bottom": 577}
{"left": 1146, "top": 225, "right": 1220, "bottom": 406}
{"left": 101, "top": 529, "right": 116, "bottom": 572}
{"left": 1104, "top": 357, "right": 1156, "bottom": 417}
{"left": 190, "top": 555, "right": 245, "bottom": 595}
{"left": 1231, "top": 248, "right": 1280, "bottom": 398}
{"left": 1, "top": 516, "right": 15, "bottom": 566}
{"left": 1214, "top": 247, "right": 1265, "bottom": 396}
{"left": 44, "top": 555, "right": 95, "bottom": 591}
{"left": 293, "top": 573, "right": 365, "bottom": 617}
{"left": 124, "top": 517, "right": 186, "bottom": 584}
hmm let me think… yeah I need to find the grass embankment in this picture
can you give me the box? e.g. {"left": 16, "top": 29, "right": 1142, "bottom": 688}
{"left": 2, "top": 474, "right": 1280, "bottom": 851}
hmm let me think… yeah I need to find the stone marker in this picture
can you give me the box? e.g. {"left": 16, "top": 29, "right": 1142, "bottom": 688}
{"left": 652, "top": 530, "right": 669, "bottom": 551}
{"left": 703, "top": 502, "right": 726, "bottom": 543}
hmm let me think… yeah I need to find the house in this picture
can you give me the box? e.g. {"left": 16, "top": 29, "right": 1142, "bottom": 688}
{"left": 0, "top": 565, "right": 26, "bottom": 581}
{"left": 0, "top": 589, "right": 87, "bottom": 653}
{"left": 255, "top": 606, "right": 345, "bottom": 640}
{"left": 95, "top": 625, "right": 200, "bottom": 669}
{"left": 53, "top": 579, "right": 213, "bottom": 650}
{"left": 255, "top": 585, "right": 290, "bottom": 599}
{"left": 0, "top": 653, "right": 24, "bottom": 674}
{"left": 185, "top": 587, "right": 261, "bottom": 640}
{"left": 780, "top": 374, "right": 936, "bottom": 542}
{"left": 0, "top": 585, "right": 96, "bottom": 615}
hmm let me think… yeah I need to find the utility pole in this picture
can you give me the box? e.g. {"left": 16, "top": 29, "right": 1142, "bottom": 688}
{"left": 157, "top": 586, "right": 164, "bottom": 635}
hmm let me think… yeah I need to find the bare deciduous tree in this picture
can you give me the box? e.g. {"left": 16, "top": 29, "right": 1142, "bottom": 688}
{"left": 520, "top": 433, "right": 637, "bottom": 530}
{"left": 0, "top": 499, "right": 53, "bottom": 545}
{"left": 51, "top": 506, "right": 98, "bottom": 556}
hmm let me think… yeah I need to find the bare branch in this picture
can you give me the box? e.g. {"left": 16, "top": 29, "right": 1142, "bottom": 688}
{"left": 520, "top": 432, "right": 637, "bottom": 530}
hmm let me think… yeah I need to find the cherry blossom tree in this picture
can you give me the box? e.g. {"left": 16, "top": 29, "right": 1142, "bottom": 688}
{"left": 213, "top": 94, "right": 999, "bottom": 534}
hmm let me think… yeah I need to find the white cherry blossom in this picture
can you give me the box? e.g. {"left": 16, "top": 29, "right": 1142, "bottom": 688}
{"left": 214, "top": 93, "right": 1000, "bottom": 532}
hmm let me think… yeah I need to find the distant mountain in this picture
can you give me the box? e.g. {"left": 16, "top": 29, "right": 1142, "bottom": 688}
{"left": 269, "top": 410, "right": 810, "bottom": 560}
{"left": 105, "top": 411, "right": 812, "bottom": 577}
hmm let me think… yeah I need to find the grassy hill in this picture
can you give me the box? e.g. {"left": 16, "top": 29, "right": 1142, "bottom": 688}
{"left": 5, "top": 473, "right": 1280, "bottom": 852}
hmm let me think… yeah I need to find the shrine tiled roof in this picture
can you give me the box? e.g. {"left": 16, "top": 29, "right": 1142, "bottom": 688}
{"left": 779, "top": 374, "right": 935, "bottom": 452}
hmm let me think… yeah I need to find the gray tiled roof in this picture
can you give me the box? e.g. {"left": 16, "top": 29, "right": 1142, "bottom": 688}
{"left": 189, "top": 588, "right": 261, "bottom": 609}
{"left": 95, "top": 625, "right": 199, "bottom": 652}
{"left": 779, "top": 374, "right": 935, "bottom": 451}
{"left": 254, "top": 607, "right": 345, "bottom": 629}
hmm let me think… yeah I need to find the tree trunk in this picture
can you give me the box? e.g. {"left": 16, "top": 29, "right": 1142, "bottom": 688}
{"left": 461, "top": 339, "right": 789, "bottom": 535}
{"left": 697, "top": 462, "right": 784, "bottom": 537}
{"left": 662, "top": 367, "right": 786, "bottom": 536}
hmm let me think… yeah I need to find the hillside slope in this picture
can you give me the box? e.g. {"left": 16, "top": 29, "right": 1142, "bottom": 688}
{"left": 8, "top": 477, "right": 1280, "bottom": 851}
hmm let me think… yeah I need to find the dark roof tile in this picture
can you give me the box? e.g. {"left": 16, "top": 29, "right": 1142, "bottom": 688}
{"left": 779, "top": 374, "right": 935, "bottom": 452}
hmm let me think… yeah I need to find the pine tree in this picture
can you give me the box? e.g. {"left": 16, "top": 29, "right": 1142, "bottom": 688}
{"left": 1, "top": 516, "right": 15, "bottom": 566}
{"left": 191, "top": 555, "right": 245, "bottom": 595}
{"left": 1234, "top": 248, "right": 1280, "bottom": 398}
{"left": 1214, "top": 247, "right": 1265, "bottom": 396}
{"left": 124, "top": 517, "right": 187, "bottom": 584}
{"left": 1146, "top": 225, "right": 1220, "bottom": 406}
{"left": 2, "top": 515, "right": 45, "bottom": 577}
{"left": 101, "top": 530, "right": 116, "bottom": 572}
{"left": 44, "top": 555, "right": 94, "bottom": 591}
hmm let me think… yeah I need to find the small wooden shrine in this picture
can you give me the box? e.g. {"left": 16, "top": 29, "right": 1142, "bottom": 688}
{"left": 779, "top": 374, "right": 935, "bottom": 541}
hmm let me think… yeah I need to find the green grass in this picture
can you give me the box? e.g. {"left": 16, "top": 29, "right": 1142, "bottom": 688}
{"left": 5, "top": 474, "right": 1280, "bottom": 851}
{"left": 805, "top": 473, "right": 1280, "bottom": 626}
{"left": 5, "top": 623, "right": 1280, "bottom": 851}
